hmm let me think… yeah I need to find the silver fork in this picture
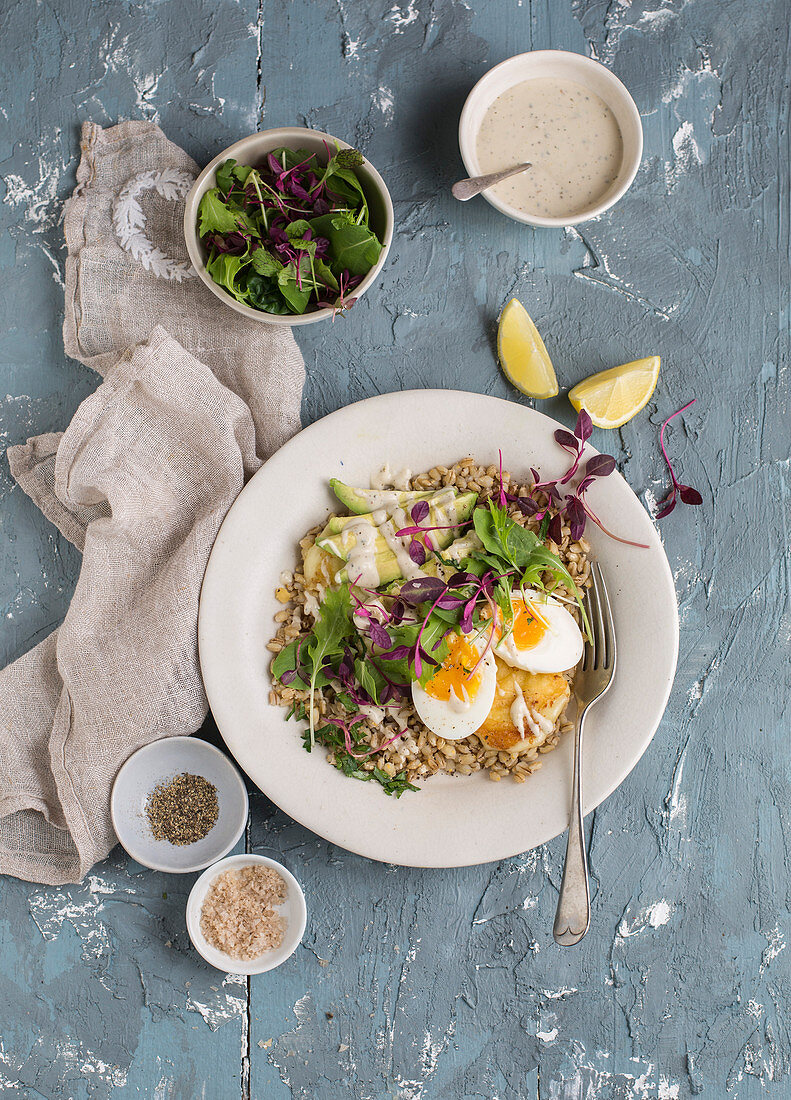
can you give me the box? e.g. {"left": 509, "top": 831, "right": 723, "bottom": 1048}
{"left": 553, "top": 563, "right": 616, "bottom": 946}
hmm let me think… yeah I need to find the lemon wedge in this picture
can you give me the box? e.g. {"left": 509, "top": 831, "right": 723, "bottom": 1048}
{"left": 497, "top": 298, "right": 559, "bottom": 399}
{"left": 568, "top": 356, "right": 660, "bottom": 428}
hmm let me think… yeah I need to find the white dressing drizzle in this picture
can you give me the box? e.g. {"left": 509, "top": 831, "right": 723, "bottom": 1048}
{"left": 341, "top": 518, "right": 381, "bottom": 587}
{"left": 510, "top": 681, "right": 555, "bottom": 742}
{"left": 392, "top": 468, "right": 412, "bottom": 491}
{"left": 342, "top": 485, "right": 460, "bottom": 587}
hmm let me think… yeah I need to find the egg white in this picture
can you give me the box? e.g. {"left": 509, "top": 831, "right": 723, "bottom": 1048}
{"left": 494, "top": 589, "right": 583, "bottom": 674}
{"left": 411, "top": 642, "right": 497, "bottom": 741}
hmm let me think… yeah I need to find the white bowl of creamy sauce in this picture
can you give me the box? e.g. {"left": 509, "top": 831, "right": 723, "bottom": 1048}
{"left": 459, "top": 50, "right": 643, "bottom": 227}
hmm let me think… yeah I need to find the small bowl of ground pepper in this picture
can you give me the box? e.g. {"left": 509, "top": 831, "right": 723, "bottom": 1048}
{"left": 111, "top": 736, "right": 249, "bottom": 873}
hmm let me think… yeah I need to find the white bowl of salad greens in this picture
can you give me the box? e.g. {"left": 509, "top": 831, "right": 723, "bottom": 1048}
{"left": 184, "top": 127, "right": 394, "bottom": 325}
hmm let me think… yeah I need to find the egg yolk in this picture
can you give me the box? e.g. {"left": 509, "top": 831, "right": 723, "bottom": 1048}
{"left": 510, "top": 599, "right": 548, "bottom": 649}
{"left": 425, "top": 633, "right": 482, "bottom": 702}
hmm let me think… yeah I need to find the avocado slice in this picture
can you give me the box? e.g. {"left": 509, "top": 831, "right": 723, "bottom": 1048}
{"left": 316, "top": 491, "right": 477, "bottom": 587}
{"left": 442, "top": 530, "right": 484, "bottom": 563}
{"left": 330, "top": 479, "right": 435, "bottom": 515}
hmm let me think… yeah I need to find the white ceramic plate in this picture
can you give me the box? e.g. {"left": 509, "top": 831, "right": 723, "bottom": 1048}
{"left": 198, "top": 391, "right": 678, "bottom": 868}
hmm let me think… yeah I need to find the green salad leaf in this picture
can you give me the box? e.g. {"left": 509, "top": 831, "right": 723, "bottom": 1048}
{"left": 306, "top": 584, "right": 354, "bottom": 746}
{"left": 198, "top": 188, "right": 240, "bottom": 235}
{"left": 198, "top": 145, "right": 382, "bottom": 317}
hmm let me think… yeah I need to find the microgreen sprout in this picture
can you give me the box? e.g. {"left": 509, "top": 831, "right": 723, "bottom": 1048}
{"left": 655, "top": 399, "right": 703, "bottom": 518}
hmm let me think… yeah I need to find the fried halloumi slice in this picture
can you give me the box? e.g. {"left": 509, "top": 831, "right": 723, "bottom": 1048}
{"left": 475, "top": 657, "right": 570, "bottom": 752}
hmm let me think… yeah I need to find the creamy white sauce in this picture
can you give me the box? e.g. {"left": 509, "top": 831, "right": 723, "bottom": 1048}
{"left": 475, "top": 77, "right": 623, "bottom": 219}
{"left": 370, "top": 464, "right": 392, "bottom": 490}
{"left": 342, "top": 485, "right": 460, "bottom": 587}
{"left": 448, "top": 683, "right": 471, "bottom": 713}
{"left": 393, "top": 468, "right": 412, "bottom": 490}
{"left": 510, "top": 681, "right": 554, "bottom": 743}
{"left": 341, "top": 518, "right": 381, "bottom": 587}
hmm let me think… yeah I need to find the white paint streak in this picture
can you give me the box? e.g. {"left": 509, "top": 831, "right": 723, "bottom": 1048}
{"left": 388, "top": 0, "right": 419, "bottom": 32}
{"left": 666, "top": 121, "right": 703, "bottom": 190}
{"left": 537, "top": 1026, "right": 558, "bottom": 1043}
{"left": 186, "top": 973, "right": 246, "bottom": 1031}
{"left": 615, "top": 899, "right": 674, "bottom": 942}
{"left": 760, "top": 924, "right": 785, "bottom": 973}
{"left": 373, "top": 85, "right": 395, "bottom": 122}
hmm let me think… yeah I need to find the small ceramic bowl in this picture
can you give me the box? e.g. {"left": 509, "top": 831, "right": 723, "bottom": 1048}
{"left": 458, "top": 50, "right": 643, "bottom": 227}
{"left": 111, "top": 736, "right": 249, "bottom": 873}
{"left": 186, "top": 854, "right": 307, "bottom": 974}
{"left": 183, "top": 126, "right": 394, "bottom": 326}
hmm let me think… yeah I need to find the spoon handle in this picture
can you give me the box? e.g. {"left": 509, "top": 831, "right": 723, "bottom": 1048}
{"left": 451, "top": 162, "right": 532, "bottom": 201}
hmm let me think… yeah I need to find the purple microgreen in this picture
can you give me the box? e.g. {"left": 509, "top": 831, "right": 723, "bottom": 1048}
{"left": 395, "top": 519, "right": 472, "bottom": 538}
{"left": 565, "top": 497, "right": 587, "bottom": 542}
{"left": 279, "top": 668, "right": 297, "bottom": 685}
{"left": 408, "top": 539, "right": 426, "bottom": 566}
{"left": 553, "top": 429, "right": 578, "bottom": 451}
{"left": 516, "top": 496, "right": 542, "bottom": 516}
{"left": 448, "top": 571, "right": 478, "bottom": 588}
{"left": 679, "top": 485, "right": 703, "bottom": 505}
{"left": 379, "top": 645, "right": 412, "bottom": 661}
{"left": 368, "top": 622, "right": 392, "bottom": 650}
{"left": 399, "top": 577, "right": 448, "bottom": 606}
{"left": 584, "top": 453, "right": 616, "bottom": 479}
{"left": 575, "top": 408, "right": 593, "bottom": 443}
{"left": 410, "top": 500, "right": 429, "bottom": 523}
{"left": 574, "top": 495, "right": 650, "bottom": 547}
{"left": 548, "top": 514, "right": 563, "bottom": 545}
{"left": 656, "top": 399, "right": 702, "bottom": 519}
{"left": 390, "top": 599, "right": 406, "bottom": 625}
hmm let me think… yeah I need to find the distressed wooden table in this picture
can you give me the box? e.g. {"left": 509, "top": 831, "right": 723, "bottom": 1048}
{"left": 0, "top": 1, "right": 788, "bottom": 1096}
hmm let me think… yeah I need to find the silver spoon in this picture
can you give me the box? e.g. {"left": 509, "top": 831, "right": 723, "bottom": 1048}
{"left": 451, "top": 162, "right": 532, "bottom": 201}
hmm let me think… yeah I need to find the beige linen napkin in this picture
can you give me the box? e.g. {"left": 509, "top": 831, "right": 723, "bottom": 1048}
{"left": 0, "top": 123, "right": 305, "bottom": 884}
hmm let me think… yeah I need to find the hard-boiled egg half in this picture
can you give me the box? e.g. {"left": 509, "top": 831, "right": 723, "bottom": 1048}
{"left": 494, "top": 590, "right": 583, "bottom": 674}
{"left": 411, "top": 632, "right": 497, "bottom": 741}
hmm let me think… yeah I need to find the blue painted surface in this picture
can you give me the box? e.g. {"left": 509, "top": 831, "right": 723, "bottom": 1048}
{"left": 0, "top": 0, "right": 789, "bottom": 1096}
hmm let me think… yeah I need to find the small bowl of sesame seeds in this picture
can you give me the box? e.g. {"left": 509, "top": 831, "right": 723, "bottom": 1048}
{"left": 111, "top": 736, "right": 249, "bottom": 873}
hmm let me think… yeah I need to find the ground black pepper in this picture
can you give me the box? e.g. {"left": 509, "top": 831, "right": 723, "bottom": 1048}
{"left": 145, "top": 772, "right": 219, "bottom": 845}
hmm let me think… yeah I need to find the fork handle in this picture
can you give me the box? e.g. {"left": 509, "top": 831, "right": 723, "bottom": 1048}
{"left": 553, "top": 708, "right": 591, "bottom": 946}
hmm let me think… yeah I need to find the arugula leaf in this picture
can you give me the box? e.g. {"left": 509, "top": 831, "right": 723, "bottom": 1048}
{"left": 198, "top": 188, "right": 240, "bottom": 235}
{"left": 473, "top": 501, "right": 539, "bottom": 570}
{"left": 307, "top": 584, "right": 354, "bottom": 745}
